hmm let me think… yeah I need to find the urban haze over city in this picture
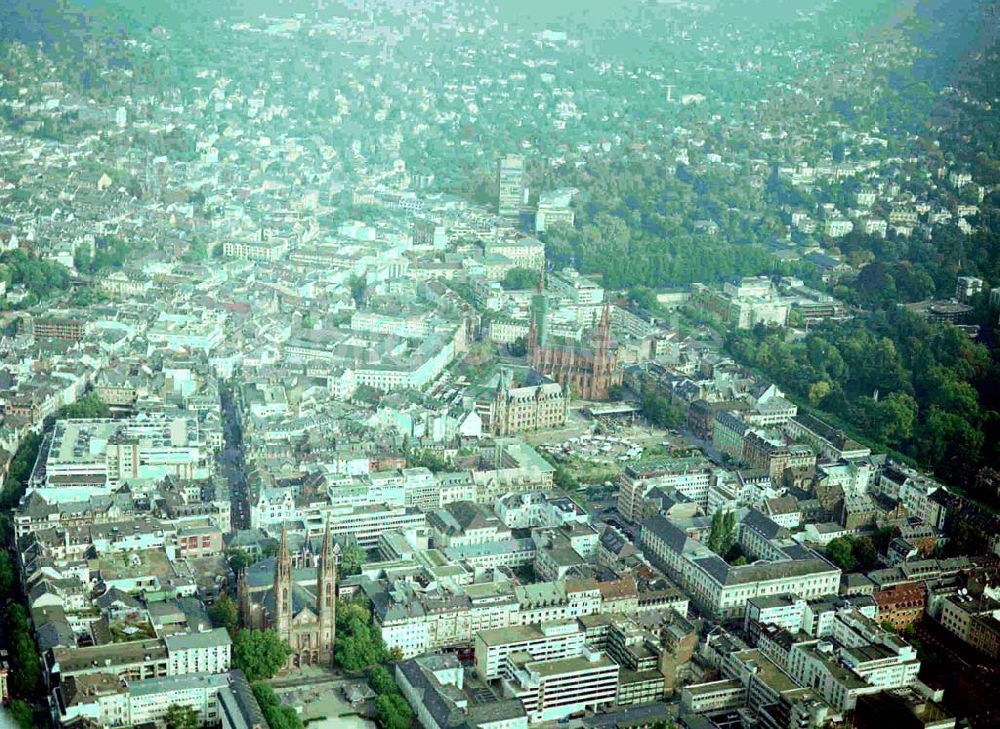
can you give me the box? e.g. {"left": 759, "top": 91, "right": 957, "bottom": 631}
{"left": 0, "top": 1, "right": 999, "bottom": 728}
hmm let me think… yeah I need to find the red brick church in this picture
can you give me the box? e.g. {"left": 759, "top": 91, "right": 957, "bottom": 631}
{"left": 528, "top": 291, "right": 621, "bottom": 401}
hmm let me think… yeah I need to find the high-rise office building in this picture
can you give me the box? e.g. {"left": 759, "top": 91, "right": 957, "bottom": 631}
{"left": 497, "top": 154, "right": 525, "bottom": 217}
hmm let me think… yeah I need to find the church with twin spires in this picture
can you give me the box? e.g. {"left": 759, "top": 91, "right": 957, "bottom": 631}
{"left": 238, "top": 522, "right": 337, "bottom": 668}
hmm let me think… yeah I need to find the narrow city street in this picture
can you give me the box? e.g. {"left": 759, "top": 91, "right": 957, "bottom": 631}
{"left": 219, "top": 382, "right": 250, "bottom": 530}
{"left": 914, "top": 619, "right": 1000, "bottom": 728}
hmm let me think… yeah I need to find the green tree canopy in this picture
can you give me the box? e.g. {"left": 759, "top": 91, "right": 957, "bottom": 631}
{"left": 501, "top": 267, "right": 541, "bottom": 290}
{"left": 340, "top": 542, "right": 366, "bottom": 577}
{"left": 251, "top": 682, "right": 304, "bottom": 729}
{"left": 334, "top": 601, "right": 389, "bottom": 671}
{"left": 374, "top": 694, "right": 413, "bottom": 729}
{"left": 824, "top": 536, "right": 878, "bottom": 572}
{"left": 165, "top": 704, "right": 199, "bottom": 729}
{"left": 9, "top": 700, "right": 33, "bottom": 729}
{"left": 232, "top": 629, "right": 292, "bottom": 681}
{"left": 208, "top": 593, "right": 239, "bottom": 635}
{"left": 4, "top": 604, "right": 42, "bottom": 697}
{"left": 641, "top": 391, "right": 685, "bottom": 429}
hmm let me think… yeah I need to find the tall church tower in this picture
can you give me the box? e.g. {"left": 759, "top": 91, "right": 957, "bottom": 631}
{"left": 237, "top": 568, "right": 251, "bottom": 629}
{"left": 492, "top": 368, "right": 511, "bottom": 436}
{"left": 315, "top": 520, "right": 337, "bottom": 664}
{"left": 528, "top": 270, "right": 547, "bottom": 368}
{"left": 273, "top": 524, "right": 292, "bottom": 641}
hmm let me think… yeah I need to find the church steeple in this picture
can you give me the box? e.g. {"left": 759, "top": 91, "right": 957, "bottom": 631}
{"left": 237, "top": 568, "right": 251, "bottom": 629}
{"left": 596, "top": 302, "right": 613, "bottom": 345}
{"left": 273, "top": 524, "right": 292, "bottom": 640}
{"left": 316, "top": 519, "right": 337, "bottom": 665}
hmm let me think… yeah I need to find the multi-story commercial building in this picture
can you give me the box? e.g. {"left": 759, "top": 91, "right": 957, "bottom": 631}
{"left": 48, "top": 639, "right": 170, "bottom": 685}
{"left": 713, "top": 412, "right": 753, "bottom": 460}
{"left": 52, "top": 671, "right": 259, "bottom": 729}
{"left": 690, "top": 279, "right": 790, "bottom": 330}
{"left": 783, "top": 414, "right": 871, "bottom": 462}
{"left": 52, "top": 674, "right": 130, "bottom": 728}
{"left": 501, "top": 650, "right": 619, "bottom": 723}
{"left": 485, "top": 237, "right": 545, "bottom": 271}
{"left": 956, "top": 276, "right": 984, "bottom": 303}
{"left": 514, "top": 579, "right": 602, "bottom": 626}
{"left": 353, "top": 331, "right": 459, "bottom": 392}
{"left": 127, "top": 673, "right": 229, "bottom": 727}
{"left": 874, "top": 462, "right": 949, "bottom": 529}
{"left": 373, "top": 577, "right": 602, "bottom": 660}
{"left": 164, "top": 629, "right": 232, "bottom": 676}
{"left": 740, "top": 432, "right": 816, "bottom": 480}
{"left": 372, "top": 580, "right": 476, "bottom": 659}
{"left": 745, "top": 595, "right": 809, "bottom": 638}
{"left": 428, "top": 500, "right": 511, "bottom": 549}
{"left": 475, "top": 621, "right": 586, "bottom": 680}
{"left": 349, "top": 310, "right": 433, "bottom": 339}
{"left": 680, "top": 679, "right": 746, "bottom": 715}
{"left": 495, "top": 492, "right": 589, "bottom": 530}
{"left": 32, "top": 415, "right": 212, "bottom": 503}
{"left": 396, "top": 654, "right": 527, "bottom": 729}
{"left": 48, "top": 627, "right": 231, "bottom": 691}
{"left": 823, "top": 218, "right": 854, "bottom": 238}
{"left": 412, "top": 218, "right": 448, "bottom": 249}
{"left": 251, "top": 499, "right": 426, "bottom": 549}
{"left": 487, "top": 317, "right": 532, "bottom": 345}
{"left": 535, "top": 189, "right": 576, "bottom": 233}
{"left": 146, "top": 311, "right": 227, "bottom": 352}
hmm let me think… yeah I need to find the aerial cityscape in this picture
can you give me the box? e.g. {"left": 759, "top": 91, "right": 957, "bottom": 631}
{"left": 1, "top": 1, "right": 1000, "bottom": 729}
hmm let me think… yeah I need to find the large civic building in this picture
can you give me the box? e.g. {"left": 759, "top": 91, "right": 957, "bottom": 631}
{"left": 489, "top": 368, "right": 568, "bottom": 436}
{"left": 640, "top": 510, "right": 841, "bottom": 619}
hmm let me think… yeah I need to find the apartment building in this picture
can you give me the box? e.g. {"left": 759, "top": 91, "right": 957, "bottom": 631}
{"left": 222, "top": 238, "right": 289, "bottom": 262}
{"left": 373, "top": 577, "right": 603, "bottom": 660}
{"left": 164, "top": 629, "right": 232, "bottom": 676}
{"left": 33, "top": 315, "right": 89, "bottom": 342}
{"left": 938, "top": 594, "right": 1000, "bottom": 660}
{"left": 617, "top": 457, "right": 715, "bottom": 522}
{"left": 785, "top": 611, "right": 920, "bottom": 712}
{"left": 874, "top": 583, "right": 927, "bottom": 632}
{"left": 484, "top": 237, "right": 545, "bottom": 270}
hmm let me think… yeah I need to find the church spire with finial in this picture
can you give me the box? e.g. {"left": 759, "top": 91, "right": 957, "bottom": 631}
{"left": 273, "top": 524, "right": 291, "bottom": 641}
{"left": 316, "top": 519, "right": 337, "bottom": 665}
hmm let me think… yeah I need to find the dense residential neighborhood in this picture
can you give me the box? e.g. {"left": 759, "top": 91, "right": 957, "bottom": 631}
{"left": 1, "top": 1, "right": 1000, "bottom": 729}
